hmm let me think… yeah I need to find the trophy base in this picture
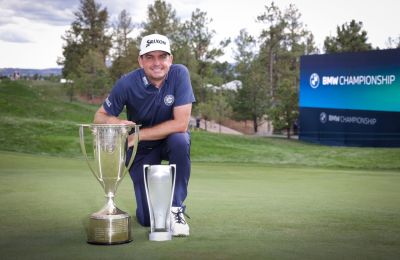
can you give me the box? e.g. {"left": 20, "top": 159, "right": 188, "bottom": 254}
{"left": 87, "top": 213, "right": 132, "bottom": 245}
{"left": 149, "top": 231, "right": 172, "bottom": 241}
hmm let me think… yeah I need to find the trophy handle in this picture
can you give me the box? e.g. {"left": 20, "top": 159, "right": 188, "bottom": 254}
{"left": 169, "top": 164, "right": 176, "bottom": 210}
{"left": 79, "top": 124, "right": 104, "bottom": 187}
{"left": 123, "top": 124, "right": 140, "bottom": 177}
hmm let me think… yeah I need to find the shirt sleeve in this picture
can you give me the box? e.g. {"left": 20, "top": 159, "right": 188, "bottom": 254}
{"left": 173, "top": 64, "right": 196, "bottom": 107}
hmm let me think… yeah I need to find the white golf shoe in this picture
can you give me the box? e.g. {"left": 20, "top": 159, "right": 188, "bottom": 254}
{"left": 170, "top": 207, "right": 190, "bottom": 237}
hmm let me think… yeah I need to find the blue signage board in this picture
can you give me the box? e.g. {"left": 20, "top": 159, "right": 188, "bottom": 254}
{"left": 299, "top": 49, "right": 400, "bottom": 147}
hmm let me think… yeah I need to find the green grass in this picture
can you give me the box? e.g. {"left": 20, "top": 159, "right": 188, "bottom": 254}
{"left": 0, "top": 80, "right": 98, "bottom": 156}
{"left": 1, "top": 79, "right": 400, "bottom": 170}
{"left": 191, "top": 131, "right": 400, "bottom": 170}
{"left": 1, "top": 79, "right": 400, "bottom": 259}
{"left": 0, "top": 152, "right": 399, "bottom": 259}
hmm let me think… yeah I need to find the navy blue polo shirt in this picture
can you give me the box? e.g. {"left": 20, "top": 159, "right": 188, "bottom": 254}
{"left": 103, "top": 64, "right": 195, "bottom": 129}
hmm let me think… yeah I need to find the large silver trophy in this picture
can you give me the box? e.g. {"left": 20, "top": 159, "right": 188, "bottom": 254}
{"left": 79, "top": 124, "right": 139, "bottom": 245}
{"left": 144, "top": 164, "right": 176, "bottom": 241}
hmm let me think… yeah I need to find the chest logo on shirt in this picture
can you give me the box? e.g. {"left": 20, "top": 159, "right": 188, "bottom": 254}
{"left": 164, "top": 95, "right": 175, "bottom": 106}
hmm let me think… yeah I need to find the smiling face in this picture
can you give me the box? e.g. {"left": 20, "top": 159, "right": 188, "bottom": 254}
{"left": 138, "top": 51, "right": 173, "bottom": 88}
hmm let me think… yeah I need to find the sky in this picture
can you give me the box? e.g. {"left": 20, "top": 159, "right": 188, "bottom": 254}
{"left": 0, "top": 0, "right": 399, "bottom": 69}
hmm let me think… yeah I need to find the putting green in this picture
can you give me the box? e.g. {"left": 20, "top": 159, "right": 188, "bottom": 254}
{"left": 0, "top": 152, "right": 399, "bottom": 259}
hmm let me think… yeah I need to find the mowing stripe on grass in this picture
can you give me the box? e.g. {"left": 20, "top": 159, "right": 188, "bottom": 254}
{"left": 1, "top": 152, "right": 399, "bottom": 259}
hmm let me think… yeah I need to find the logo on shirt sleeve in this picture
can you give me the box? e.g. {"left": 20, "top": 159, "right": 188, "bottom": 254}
{"left": 105, "top": 97, "right": 112, "bottom": 107}
{"left": 164, "top": 95, "right": 174, "bottom": 106}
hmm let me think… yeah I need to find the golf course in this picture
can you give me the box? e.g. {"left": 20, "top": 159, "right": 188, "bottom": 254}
{"left": 1, "top": 80, "right": 399, "bottom": 259}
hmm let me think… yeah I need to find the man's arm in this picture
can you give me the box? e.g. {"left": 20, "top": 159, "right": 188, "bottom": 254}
{"left": 94, "top": 105, "right": 133, "bottom": 125}
{"left": 138, "top": 103, "right": 192, "bottom": 141}
{"left": 95, "top": 103, "right": 192, "bottom": 147}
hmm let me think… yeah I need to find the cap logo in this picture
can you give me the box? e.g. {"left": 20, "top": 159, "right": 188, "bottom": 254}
{"left": 146, "top": 39, "right": 167, "bottom": 48}
{"left": 140, "top": 34, "right": 171, "bottom": 55}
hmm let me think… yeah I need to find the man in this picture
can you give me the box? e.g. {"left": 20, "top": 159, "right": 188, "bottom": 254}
{"left": 94, "top": 34, "right": 195, "bottom": 236}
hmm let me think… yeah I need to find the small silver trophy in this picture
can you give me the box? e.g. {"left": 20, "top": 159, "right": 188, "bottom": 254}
{"left": 143, "top": 164, "right": 176, "bottom": 241}
{"left": 79, "top": 124, "right": 139, "bottom": 245}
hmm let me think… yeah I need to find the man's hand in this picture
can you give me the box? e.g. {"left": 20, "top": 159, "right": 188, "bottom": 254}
{"left": 94, "top": 106, "right": 134, "bottom": 125}
{"left": 94, "top": 105, "right": 137, "bottom": 147}
{"left": 107, "top": 118, "right": 135, "bottom": 125}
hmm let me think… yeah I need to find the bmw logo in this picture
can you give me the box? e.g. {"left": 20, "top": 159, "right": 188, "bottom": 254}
{"left": 310, "top": 73, "right": 320, "bottom": 89}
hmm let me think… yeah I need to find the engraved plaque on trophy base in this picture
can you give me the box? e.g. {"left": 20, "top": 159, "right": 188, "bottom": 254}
{"left": 87, "top": 213, "right": 132, "bottom": 245}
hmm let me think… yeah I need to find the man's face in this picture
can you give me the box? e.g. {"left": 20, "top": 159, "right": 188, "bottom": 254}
{"left": 138, "top": 51, "right": 173, "bottom": 86}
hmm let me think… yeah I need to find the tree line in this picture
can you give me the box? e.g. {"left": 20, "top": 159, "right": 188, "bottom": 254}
{"left": 58, "top": 0, "right": 400, "bottom": 137}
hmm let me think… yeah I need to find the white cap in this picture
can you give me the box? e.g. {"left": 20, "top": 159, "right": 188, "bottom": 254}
{"left": 139, "top": 34, "right": 171, "bottom": 56}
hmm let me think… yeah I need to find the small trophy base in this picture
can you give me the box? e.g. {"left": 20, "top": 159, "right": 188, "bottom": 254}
{"left": 87, "top": 213, "right": 132, "bottom": 245}
{"left": 149, "top": 231, "right": 172, "bottom": 241}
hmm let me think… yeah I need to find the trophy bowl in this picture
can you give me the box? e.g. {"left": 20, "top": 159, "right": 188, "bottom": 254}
{"left": 79, "top": 124, "right": 139, "bottom": 245}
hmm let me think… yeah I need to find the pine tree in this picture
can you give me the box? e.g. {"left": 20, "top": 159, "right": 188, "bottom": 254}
{"left": 110, "top": 9, "right": 139, "bottom": 80}
{"left": 59, "top": 0, "right": 112, "bottom": 99}
{"left": 324, "top": 20, "right": 373, "bottom": 53}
